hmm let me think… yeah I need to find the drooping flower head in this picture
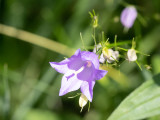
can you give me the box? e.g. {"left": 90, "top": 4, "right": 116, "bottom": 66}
{"left": 50, "top": 49, "right": 107, "bottom": 102}
{"left": 120, "top": 6, "right": 137, "bottom": 29}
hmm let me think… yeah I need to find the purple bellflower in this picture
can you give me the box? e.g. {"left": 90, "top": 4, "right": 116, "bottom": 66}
{"left": 49, "top": 49, "right": 107, "bottom": 102}
{"left": 120, "top": 6, "right": 137, "bottom": 29}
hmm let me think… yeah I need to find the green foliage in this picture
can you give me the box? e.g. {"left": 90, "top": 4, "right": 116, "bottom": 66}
{"left": 108, "top": 74, "right": 160, "bottom": 120}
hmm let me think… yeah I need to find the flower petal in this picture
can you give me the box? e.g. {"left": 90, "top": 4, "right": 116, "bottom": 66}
{"left": 59, "top": 73, "right": 83, "bottom": 96}
{"left": 74, "top": 49, "right": 81, "bottom": 56}
{"left": 77, "top": 62, "right": 95, "bottom": 81}
{"left": 49, "top": 58, "right": 69, "bottom": 74}
{"left": 95, "top": 69, "right": 107, "bottom": 80}
{"left": 81, "top": 51, "right": 99, "bottom": 69}
{"left": 80, "top": 81, "right": 95, "bottom": 102}
{"left": 68, "top": 56, "right": 84, "bottom": 71}
{"left": 67, "top": 49, "right": 85, "bottom": 71}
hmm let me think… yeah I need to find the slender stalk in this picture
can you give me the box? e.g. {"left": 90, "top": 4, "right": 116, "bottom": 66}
{"left": 80, "top": 32, "right": 87, "bottom": 51}
{"left": 0, "top": 24, "right": 75, "bottom": 56}
{"left": 117, "top": 47, "right": 128, "bottom": 51}
{"left": 136, "top": 60, "right": 142, "bottom": 71}
{"left": 114, "top": 35, "right": 117, "bottom": 50}
{"left": 93, "top": 28, "right": 97, "bottom": 45}
{"left": 88, "top": 102, "right": 90, "bottom": 112}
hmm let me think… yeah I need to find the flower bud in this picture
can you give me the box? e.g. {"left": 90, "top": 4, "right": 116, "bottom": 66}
{"left": 99, "top": 53, "right": 105, "bottom": 63}
{"left": 120, "top": 6, "right": 137, "bottom": 29}
{"left": 89, "top": 10, "right": 98, "bottom": 28}
{"left": 79, "top": 94, "right": 88, "bottom": 112}
{"left": 103, "top": 47, "right": 112, "bottom": 59}
{"left": 93, "top": 15, "right": 98, "bottom": 28}
{"left": 93, "top": 44, "right": 102, "bottom": 53}
{"left": 102, "top": 48, "right": 119, "bottom": 63}
{"left": 127, "top": 49, "right": 137, "bottom": 61}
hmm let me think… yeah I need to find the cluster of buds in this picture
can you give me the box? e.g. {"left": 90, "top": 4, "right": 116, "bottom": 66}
{"left": 93, "top": 44, "right": 119, "bottom": 64}
{"left": 92, "top": 37, "right": 150, "bottom": 72}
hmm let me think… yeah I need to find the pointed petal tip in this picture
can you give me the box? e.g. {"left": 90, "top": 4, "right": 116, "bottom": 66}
{"left": 88, "top": 97, "right": 92, "bottom": 102}
{"left": 49, "top": 62, "right": 56, "bottom": 68}
{"left": 59, "top": 90, "right": 65, "bottom": 96}
{"left": 49, "top": 62, "right": 53, "bottom": 66}
{"left": 74, "top": 48, "right": 81, "bottom": 56}
{"left": 80, "top": 81, "right": 94, "bottom": 103}
{"left": 59, "top": 92, "right": 63, "bottom": 96}
{"left": 101, "top": 70, "right": 108, "bottom": 78}
{"left": 85, "top": 93, "right": 92, "bottom": 102}
{"left": 95, "top": 69, "right": 108, "bottom": 80}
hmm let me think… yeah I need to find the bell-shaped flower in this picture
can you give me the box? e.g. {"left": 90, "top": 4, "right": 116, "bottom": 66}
{"left": 127, "top": 49, "right": 137, "bottom": 61}
{"left": 120, "top": 6, "right": 137, "bottom": 29}
{"left": 49, "top": 49, "right": 107, "bottom": 102}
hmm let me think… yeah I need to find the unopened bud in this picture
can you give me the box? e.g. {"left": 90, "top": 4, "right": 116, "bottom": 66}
{"left": 99, "top": 53, "right": 105, "bottom": 63}
{"left": 93, "top": 15, "right": 98, "bottom": 28}
{"left": 127, "top": 49, "right": 137, "bottom": 61}
{"left": 89, "top": 10, "right": 98, "bottom": 28}
{"left": 103, "top": 47, "right": 112, "bottom": 59}
{"left": 79, "top": 94, "right": 88, "bottom": 112}
{"left": 102, "top": 48, "right": 119, "bottom": 63}
{"left": 93, "top": 44, "right": 102, "bottom": 53}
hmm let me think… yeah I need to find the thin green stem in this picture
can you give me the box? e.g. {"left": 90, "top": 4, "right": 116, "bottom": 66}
{"left": 111, "top": 56, "right": 119, "bottom": 62}
{"left": 0, "top": 24, "right": 75, "bottom": 57}
{"left": 88, "top": 102, "right": 90, "bottom": 112}
{"left": 108, "top": 40, "right": 131, "bottom": 47}
{"left": 102, "top": 31, "right": 105, "bottom": 42}
{"left": 114, "top": 35, "right": 117, "bottom": 50}
{"left": 80, "top": 32, "right": 87, "bottom": 51}
{"left": 136, "top": 50, "right": 150, "bottom": 56}
{"left": 136, "top": 60, "right": 142, "bottom": 71}
{"left": 93, "top": 27, "right": 97, "bottom": 46}
{"left": 117, "top": 47, "right": 128, "bottom": 51}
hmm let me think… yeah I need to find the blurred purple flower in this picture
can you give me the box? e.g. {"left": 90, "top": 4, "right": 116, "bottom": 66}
{"left": 50, "top": 49, "right": 107, "bottom": 102}
{"left": 120, "top": 6, "right": 137, "bottom": 28}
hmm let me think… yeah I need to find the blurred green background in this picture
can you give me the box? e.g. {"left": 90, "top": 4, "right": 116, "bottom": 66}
{"left": 0, "top": 0, "right": 160, "bottom": 120}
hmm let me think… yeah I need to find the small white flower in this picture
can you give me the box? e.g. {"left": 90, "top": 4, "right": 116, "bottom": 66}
{"left": 79, "top": 94, "right": 88, "bottom": 112}
{"left": 127, "top": 49, "right": 137, "bottom": 61}
{"left": 103, "top": 48, "right": 119, "bottom": 63}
